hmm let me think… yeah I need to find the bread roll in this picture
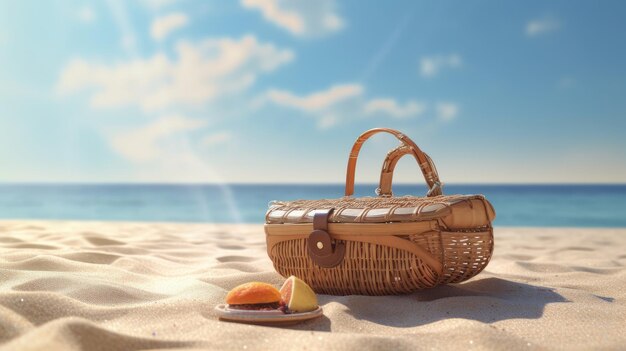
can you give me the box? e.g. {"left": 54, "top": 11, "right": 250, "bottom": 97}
{"left": 226, "top": 282, "right": 281, "bottom": 305}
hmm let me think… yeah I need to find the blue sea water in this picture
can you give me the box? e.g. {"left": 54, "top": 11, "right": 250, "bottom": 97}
{"left": 0, "top": 184, "right": 625, "bottom": 227}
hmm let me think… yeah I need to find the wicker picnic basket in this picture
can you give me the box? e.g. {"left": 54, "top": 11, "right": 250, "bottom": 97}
{"left": 265, "top": 128, "right": 495, "bottom": 295}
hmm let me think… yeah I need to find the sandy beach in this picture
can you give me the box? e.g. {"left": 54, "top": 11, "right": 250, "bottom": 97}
{"left": 0, "top": 220, "right": 624, "bottom": 350}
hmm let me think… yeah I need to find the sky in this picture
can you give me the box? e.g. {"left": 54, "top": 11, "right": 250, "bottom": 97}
{"left": 0, "top": 0, "right": 625, "bottom": 184}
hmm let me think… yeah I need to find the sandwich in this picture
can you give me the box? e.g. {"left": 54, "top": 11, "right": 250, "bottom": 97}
{"left": 225, "top": 282, "right": 283, "bottom": 311}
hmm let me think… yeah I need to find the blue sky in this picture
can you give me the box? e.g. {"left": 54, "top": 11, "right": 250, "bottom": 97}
{"left": 0, "top": 0, "right": 625, "bottom": 184}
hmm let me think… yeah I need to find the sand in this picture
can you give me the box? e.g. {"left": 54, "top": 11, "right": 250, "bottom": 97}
{"left": 0, "top": 221, "right": 624, "bottom": 351}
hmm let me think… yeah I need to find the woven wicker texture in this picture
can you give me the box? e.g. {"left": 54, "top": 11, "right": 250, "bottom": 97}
{"left": 408, "top": 229, "right": 494, "bottom": 284}
{"left": 265, "top": 128, "right": 495, "bottom": 295}
{"left": 268, "top": 228, "right": 493, "bottom": 295}
{"left": 266, "top": 194, "right": 491, "bottom": 224}
{"left": 269, "top": 238, "right": 439, "bottom": 295}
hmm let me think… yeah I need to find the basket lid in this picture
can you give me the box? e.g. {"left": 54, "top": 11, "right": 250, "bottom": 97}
{"left": 266, "top": 194, "right": 494, "bottom": 224}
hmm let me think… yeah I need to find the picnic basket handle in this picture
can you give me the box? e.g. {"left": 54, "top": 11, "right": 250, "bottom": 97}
{"left": 377, "top": 145, "right": 440, "bottom": 197}
{"left": 345, "top": 128, "right": 443, "bottom": 197}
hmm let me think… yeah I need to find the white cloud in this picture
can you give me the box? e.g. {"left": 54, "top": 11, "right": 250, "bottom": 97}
{"left": 57, "top": 35, "right": 294, "bottom": 112}
{"left": 436, "top": 102, "right": 458, "bottom": 121}
{"left": 107, "top": 116, "right": 237, "bottom": 185}
{"left": 110, "top": 115, "right": 207, "bottom": 162}
{"left": 201, "top": 131, "right": 232, "bottom": 147}
{"left": 266, "top": 84, "right": 362, "bottom": 111}
{"left": 263, "top": 84, "right": 362, "bottom": 128}
{"left": 151, "top": 12, "right": 189, "bottom": 41}
{"left": 262, "top": 84, "right": 361, "bottom": 128}
{"left": 141, "top": 0, "right": 180, "bottom": 11}
{"left": 419, "top": 54, "right": 462, "bottom": 77}
{"left": 241, "top": 0, "right": 343, "bottom": 37}
{"left": 526, "top": 17, "right": 560, "bottom": 37}
{"left": 263, "top": 83, "right": 432, "bottom": 128}
{"left": 364, "top": 98, "right": 425, "bottom": 118}
{"left": 77, "top": 6, "right": 96, "bottom": 23}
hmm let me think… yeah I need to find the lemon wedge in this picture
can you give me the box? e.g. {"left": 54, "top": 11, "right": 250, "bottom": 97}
{"left": 279, "top": 276, "right": 318, "bottom": 313}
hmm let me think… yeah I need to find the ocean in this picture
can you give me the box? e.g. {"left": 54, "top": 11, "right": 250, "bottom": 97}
{"left": 0, "top": 184, "right": 624, "bottom": 227}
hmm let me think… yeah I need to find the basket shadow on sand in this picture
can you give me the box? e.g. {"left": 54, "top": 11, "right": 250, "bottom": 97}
{"left": 286, "top": 277, "right": 567, "bottom": 331}
{"left": 339, "top": 277, "right": 568, "bottom": 328}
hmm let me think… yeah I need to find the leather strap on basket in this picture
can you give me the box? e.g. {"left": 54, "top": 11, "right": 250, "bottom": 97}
{"left": 307, "top": 209, "right": 346, "bottom": 268}
{"left": 267, "top": 227, "right": 443, "bottom": 275}
{"left": 345, "top": 128, "right": 443, "bottom": 197}
{"left": 378, "top": 145, "right": 441, "bottom": 197}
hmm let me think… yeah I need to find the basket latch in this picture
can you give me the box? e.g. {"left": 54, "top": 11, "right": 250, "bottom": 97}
{"left": 307, "top": 209, "right": 345, "bottom": 268}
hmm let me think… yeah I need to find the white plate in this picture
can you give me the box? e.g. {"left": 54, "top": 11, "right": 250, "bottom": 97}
{"left": 215, "top": 304, "right": 323, "bottom": 324}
